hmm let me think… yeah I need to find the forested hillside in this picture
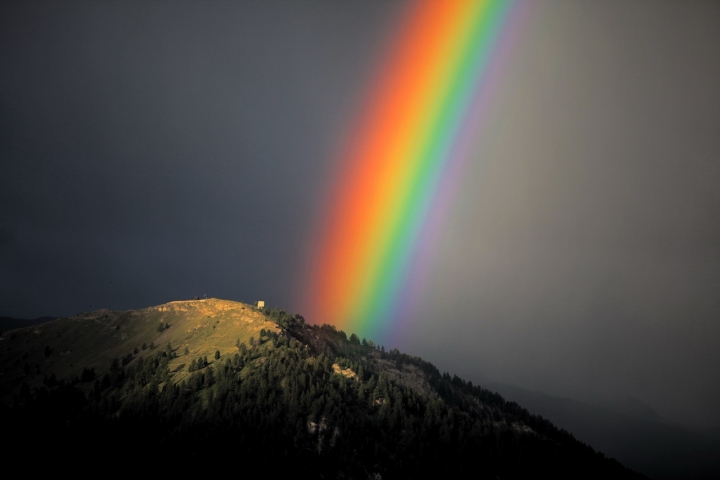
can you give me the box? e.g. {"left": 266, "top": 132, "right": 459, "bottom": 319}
{"left": 0, "top": 301, "right": 643, "bottom": 478}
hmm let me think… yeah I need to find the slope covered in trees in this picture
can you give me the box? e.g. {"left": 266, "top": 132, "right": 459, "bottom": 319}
{"left": 1, "top": 301, "right": 643, "bottom": 478}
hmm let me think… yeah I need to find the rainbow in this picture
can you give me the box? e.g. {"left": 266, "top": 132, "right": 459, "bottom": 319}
{"left": 302, "top": 0, "right": 522, "bottom": 342}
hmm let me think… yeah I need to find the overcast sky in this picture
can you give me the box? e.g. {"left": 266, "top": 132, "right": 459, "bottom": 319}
{"left": 2, "top": 0, "right": 719, "bottom": 428}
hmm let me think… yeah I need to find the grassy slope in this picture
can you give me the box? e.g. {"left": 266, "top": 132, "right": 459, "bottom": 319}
{"left": 0, "top": 298, "right": 278, "bottom": 396}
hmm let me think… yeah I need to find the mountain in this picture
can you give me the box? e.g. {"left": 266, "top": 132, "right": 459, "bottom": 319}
{"left": 486, "top": 382, "right": 720, "bottom": 479}
{"left": 0, "top": 315, "right": 57, "bottom": 333}
{"left": 0, "top": 299, "right": 643, "bottom": 478}
{"left": 599, "top": 395, "right": 665, "bottom": 424}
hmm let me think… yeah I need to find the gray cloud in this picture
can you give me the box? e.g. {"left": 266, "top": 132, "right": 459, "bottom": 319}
{"left": 400, "top": 0, "right": 720, "bottom": 428}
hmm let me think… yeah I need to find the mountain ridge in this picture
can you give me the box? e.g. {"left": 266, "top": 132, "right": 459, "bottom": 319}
{"left": 1, "top": 299, "right": 644, "bottom": 478}
{"left": 485, "top": 382, "right": 720, "bottom": 479}
{"left": 0, "top": 315, "right": 57, "bottom": 333}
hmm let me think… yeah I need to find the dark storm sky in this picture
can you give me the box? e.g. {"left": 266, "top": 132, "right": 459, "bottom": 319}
{"left": 2, "top": 1, "right": 719, "bottom": 428}
{"left": 1, "top": 0, "right": 404, "bottom": 316}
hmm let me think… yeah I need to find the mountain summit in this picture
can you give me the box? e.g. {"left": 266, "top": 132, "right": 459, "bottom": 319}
{"left": 1, "top": 299, "right": 642, "bottom": 478}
